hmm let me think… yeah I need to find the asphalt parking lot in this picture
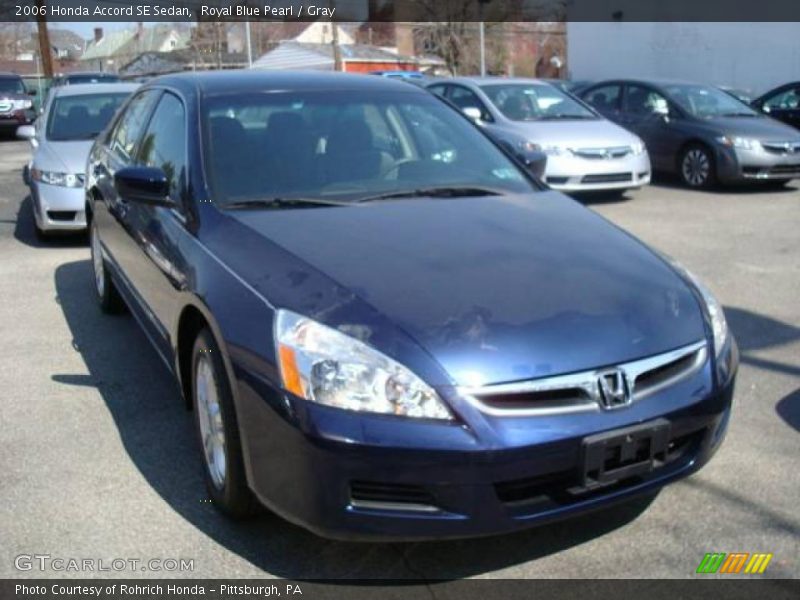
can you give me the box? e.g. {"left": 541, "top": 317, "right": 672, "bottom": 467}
{"left": 0, "top": 138, "right": 797, "bottom": 579}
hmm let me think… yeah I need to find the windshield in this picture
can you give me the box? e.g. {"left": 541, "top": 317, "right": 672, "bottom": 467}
{"left": 46, "top": 93, "right": 130, "bottom": 141}
{"left": 481, "top": 83, "right": 597, "bottom": 121}
{"left": 66, "top": 74, "right": 120, "bottom": 85}
{"left": 664, "top": 84, "right": 759, "bottom": 118}
{"left": 202, "top": 90, "right": 536, "bottom": 205}
{"left": 0, "top": 77, "right": 26, "bottom": 95}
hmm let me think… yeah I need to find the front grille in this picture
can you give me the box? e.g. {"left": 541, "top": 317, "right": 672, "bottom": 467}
{"left": 769, "top": 164, "right": 800, "bottom": 175}
{"left": 742, "top": 164, "right": 800, "bottom": 177}
{"left": 761, "top": 142, "right": 800, "bottom": 156}
{"left": 349, "top": 481, "right": 438, "bottom": 512}
{"left": 495, "top": 427, "right": 706, "bottom": 509}
{"left": 572, "top": 146, "right": 631, "bottom": 160}
{"left": 47, "top": 211, "right": 77, "bottom": 221}
{"left": 581, "top": 172, "right": 632, "bottom": 184}
{"left": 461, "top": 341, "right": 707, "bottom": 416}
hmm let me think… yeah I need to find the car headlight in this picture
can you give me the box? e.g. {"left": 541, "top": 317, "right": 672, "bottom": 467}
{"left": 275, "top": 310, "right": 452, "bottom": 420}
{"left": 667, "top": 259, "right": 728, "bottom": 357}
{"left": 13, "top": 99, "right": 33, "bottom": 110}
{"left": 717, "top": 135, "right": 762, "bottom": 152}
{"left": 31, "top": 168, "right": 82, "bottom": 188}
{"left": 525, "top": 142, "right": 564, "bottom": 156}
{"left": 631, "top": 139, "right": 646, "bottom": 155}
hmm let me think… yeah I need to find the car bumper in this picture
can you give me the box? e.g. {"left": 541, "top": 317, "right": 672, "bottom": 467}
{"left": 544, "top": 152, "right": 651, "bottom": 191}
{"left": 31, "top": 181, "right": 87, "bottom": 232}
{"left": 233, "top": 341, "right": 737, "bottom": 541}
{"left": 717, "top": 147, "right": 800, "bottom": 182}
{"left": 0, "top": 111, "right": 34, "bottom": 130}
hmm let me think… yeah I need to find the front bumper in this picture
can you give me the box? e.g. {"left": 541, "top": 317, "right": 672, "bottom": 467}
{"left": 716, "top": 146, "right": 800, "bottom": 182}
{"left": 233, "top": 341, "right": 736, "bottom": 541}
{"left": 0, "top": 110, "right": 34, "bottom": 131}
{"left": 544, "top": 151, "right": 651, "bottom": 191}
{"left": 30, "top": 180, "right": 87, "bottom": 232}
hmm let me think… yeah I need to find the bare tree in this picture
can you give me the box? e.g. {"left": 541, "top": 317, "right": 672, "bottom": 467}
{"left": 0, "top": 22, "right": 34, "bottom": 61}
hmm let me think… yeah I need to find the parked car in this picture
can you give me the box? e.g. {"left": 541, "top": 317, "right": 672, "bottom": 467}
{"left": 580, "top": 79, "right": 800, "bottom": 188}
{"left": 752, "top": 81, "right": 800, "bottom": 131}
{"left": 87, "top": 71, "right": 736, "bottom": 541}
{"left": 0, "top": 72, "right": 36, "bottom": 135}
{"left": 427, "top": 77, "right": 651, "bottom": 193}
{"left": 17, "top": 83, "right": 138, "bottom": 237}
{"left": 51, "top": 72, "right": 121, "bottom": 86}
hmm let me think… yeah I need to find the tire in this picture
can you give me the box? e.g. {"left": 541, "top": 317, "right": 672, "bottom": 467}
{"left": 90, "top": 220, "right": 125, "bottom": 314}
{"left": 191, "top": 328, "right": 258, "bottom": 518}
{"left": 679, "top": 144, "right": 717, "bottom": 189}
{"left": 763, "top": 179, "right": 792, "bottom": 189}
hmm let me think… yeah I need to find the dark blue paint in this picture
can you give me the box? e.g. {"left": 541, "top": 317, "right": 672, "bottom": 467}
{"left": 87, "top": 71, "right": 737, "bottom": 541}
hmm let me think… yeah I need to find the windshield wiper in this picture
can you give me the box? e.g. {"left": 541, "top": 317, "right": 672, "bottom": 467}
{"left": 719, "top": 112, "right": 758, "bottom": 117}
{"left": 222, "top": 197, "right": 352, "bottom": 210}
{"left": 356, "top": 186, "right": 504, "bottom": 203}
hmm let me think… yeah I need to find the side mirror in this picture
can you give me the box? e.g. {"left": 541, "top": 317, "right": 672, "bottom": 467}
{"left": 114, "top": 166, "right": 172, "bottom": 206}
{"left": 516, "top": 149, "right": 547, "bottom": 179}
{"left": 28, "top": 89, "right": 37, "bottom": 96}
{"left": 16, "top": 125, "right": 35, "bottom": 140}
{"left": 462, "top": 106, "right": 483, "bottom": 121}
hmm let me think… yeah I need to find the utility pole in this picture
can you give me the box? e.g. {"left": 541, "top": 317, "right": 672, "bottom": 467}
{"left": 478, "top": 0, "right": 491, "bottom": 77}
{"left": 35, "top": 0, "right": 53, "bottom": 78}
{"left": 245, "top": 22, "right": 253, "bottom": 67}
{"left": 329, "top": 1, "right": 342, "bottom": 71}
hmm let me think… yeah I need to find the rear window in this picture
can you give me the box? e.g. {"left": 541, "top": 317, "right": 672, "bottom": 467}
{"left": 0, "top": 76, "right": 25, "bottom": 95}
{"left": 46, "top": 93, "right": 130, "bottom": 141}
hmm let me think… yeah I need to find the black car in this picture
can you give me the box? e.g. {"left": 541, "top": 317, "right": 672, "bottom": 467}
{"left": 752, "top": 81, "right": 800, "bottom": 131}
{"left": 86, "top": 71, "right": 736, "bottom": 540}
{"left": 0, "top": 72, "right": 36, "bottom": 135}
{"left": 580, "top": 79, "right": 800, "bottom": 188}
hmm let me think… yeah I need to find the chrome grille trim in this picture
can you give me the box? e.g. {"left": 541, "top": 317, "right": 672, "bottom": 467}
{"left": 459, "top": 340, "right": 707, "bottom": 417}
{"left": 761, "top": 141, "right": 800, "bottom": 155}
{"left": 570, "top": 146, "right": 632, "bottom": 160}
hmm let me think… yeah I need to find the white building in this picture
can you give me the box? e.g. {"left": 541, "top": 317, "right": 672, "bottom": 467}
{"left": 567, "top": 22, "right": 800, "bottom": 96}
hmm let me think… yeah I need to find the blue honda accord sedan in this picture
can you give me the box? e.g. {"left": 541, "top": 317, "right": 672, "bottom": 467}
{"left": 86, "top": 71, "right": 737, "bottom": 541}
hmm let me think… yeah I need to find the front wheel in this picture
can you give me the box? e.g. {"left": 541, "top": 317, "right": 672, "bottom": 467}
{"left": 192, "top": 328, "right": 258, "bottom": 518}
{"left": 679, "top": 144, "right": 717, "bottom": 189}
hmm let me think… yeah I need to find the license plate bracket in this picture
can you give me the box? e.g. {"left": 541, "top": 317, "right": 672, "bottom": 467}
{"left": 581, "top": 419, "right": 670, "bottom": 489}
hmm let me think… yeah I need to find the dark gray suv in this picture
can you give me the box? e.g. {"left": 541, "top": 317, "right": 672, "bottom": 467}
{"left": 580, "top": 79, "right": 800, "bottom": 188}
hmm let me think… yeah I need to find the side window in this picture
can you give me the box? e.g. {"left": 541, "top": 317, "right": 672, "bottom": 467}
{"left": 427, "top": 84, "right": 448, "bottom": 98}
{"left": 625, "top": 85, "right": 670, "bottom": 116}
{"left": 584, "top": 84, "right": 621, "bottom": 112}
{"left": 449, "top": 86, "right": 493, "bottom": 122}
{"left": 764, "top": 88, "right": 800, "bottom": 110}
{"left": 136, "top": 93, "right": 187, "bottom": 202}
{"left": 109, "top": 90, "right": 160, "bottom": 162}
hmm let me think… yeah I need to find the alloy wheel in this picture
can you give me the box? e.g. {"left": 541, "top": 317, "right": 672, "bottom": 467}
{"left": 196, "top": 355, "right": 226, "bottom": 489}
{"left": 682, "top": 149, "right": 711, "bottom": 187}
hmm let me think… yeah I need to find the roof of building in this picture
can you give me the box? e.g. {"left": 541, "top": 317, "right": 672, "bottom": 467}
{"left": 118, "top": 49, "right": 247, "bottom": 78}
{"left": 82, "top": 26, "right": 189, "bottom": 61}
{"left": 251, "top": 41, "right": 418, "bottom": 71}
{"left": 82, "top": 29, "right": 136, "bottom": 61}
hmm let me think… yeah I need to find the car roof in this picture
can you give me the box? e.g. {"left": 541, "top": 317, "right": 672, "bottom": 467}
{"left": 0, "top": 72, "right": 23, "bottom": 79}
{"left": 150, "top": 70, "right": 428, "bottom": 97}
{"left": 51, "top": 82, "right": 140, "bottom": 97}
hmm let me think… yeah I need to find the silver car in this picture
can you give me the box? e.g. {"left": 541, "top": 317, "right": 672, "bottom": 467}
{"left": 17, "top": 82, "right": 138, "bottom": 237}
{"left": 427, "top": 77, "right": 651, "bottom": 192}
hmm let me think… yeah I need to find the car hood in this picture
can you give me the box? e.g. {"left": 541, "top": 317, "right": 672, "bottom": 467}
{"left": 496, "top": 118, "right": 639, "bottom": 147}
{"left": 34, "top": 140, "right": 93, "bottom": 174}
{"left": 226, "top": 192, "right": 706, "bottom": 387}
{"left": 703, "top": 115, "right": 800, "bottom": 140}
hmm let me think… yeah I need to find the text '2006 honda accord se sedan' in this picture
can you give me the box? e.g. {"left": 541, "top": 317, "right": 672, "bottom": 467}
{"left": 86, "top": 72, "right": 737, "bottom": 541}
